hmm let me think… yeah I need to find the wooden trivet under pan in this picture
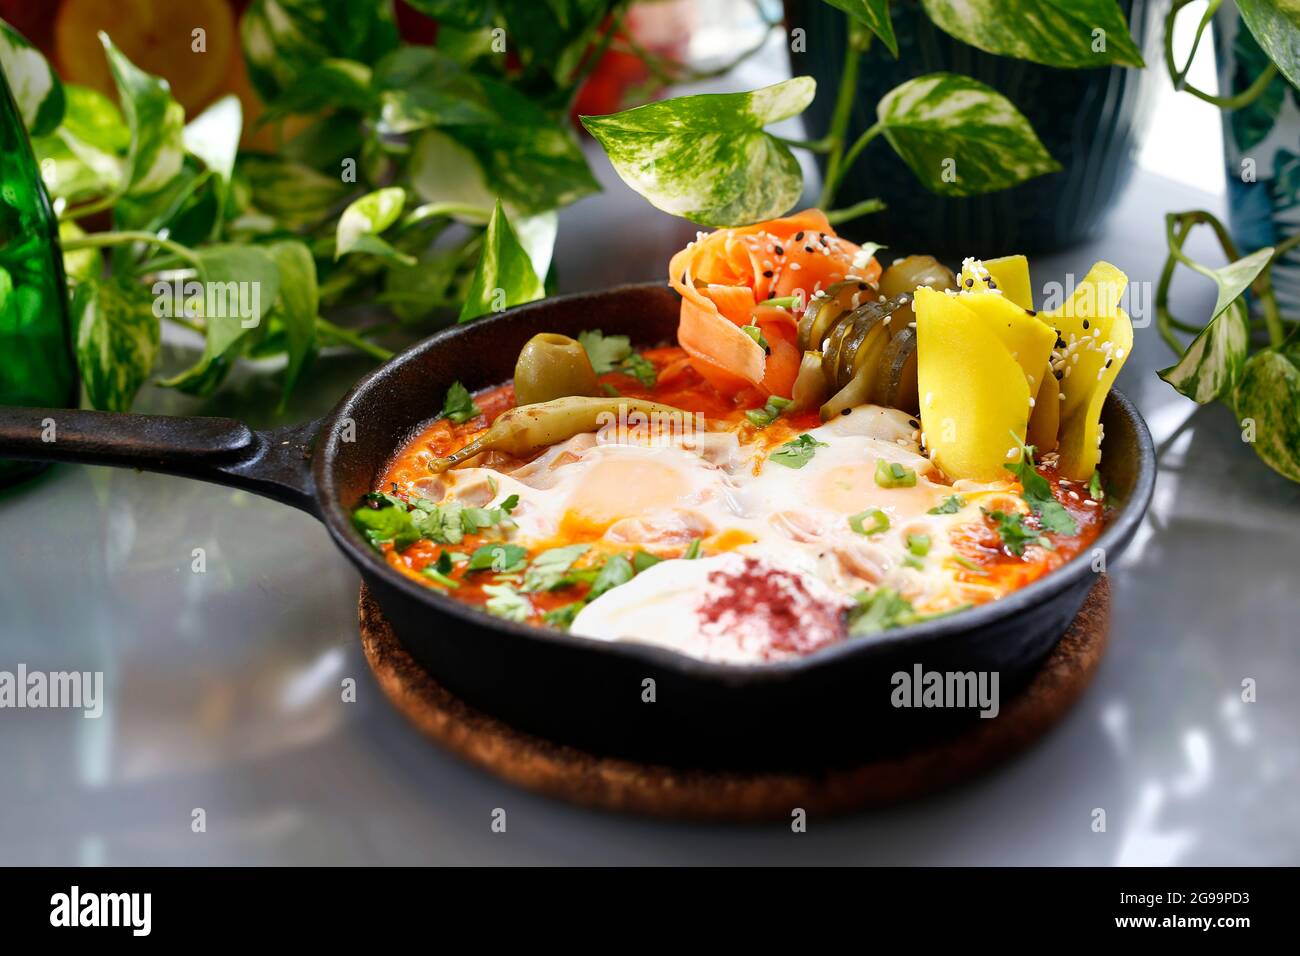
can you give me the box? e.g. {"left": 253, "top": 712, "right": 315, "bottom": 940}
{"left": 359, "top": 576, "right": 1110, "bottom": 822}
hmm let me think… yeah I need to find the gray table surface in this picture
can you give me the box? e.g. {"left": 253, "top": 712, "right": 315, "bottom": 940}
{"left": 1, "top": 152, "right": 1298, "bottom": 865}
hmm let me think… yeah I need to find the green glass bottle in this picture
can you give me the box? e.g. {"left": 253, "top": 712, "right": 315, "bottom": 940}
{"left": 0, "top": 66, "right": 78, "bottom": 485}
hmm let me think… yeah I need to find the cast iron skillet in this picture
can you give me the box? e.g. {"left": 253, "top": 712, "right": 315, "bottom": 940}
{"left": 0, "top": 283, "right": 1155, "bottom": 771}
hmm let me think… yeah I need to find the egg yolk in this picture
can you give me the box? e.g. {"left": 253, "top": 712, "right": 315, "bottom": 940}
{"left": 813, "top": 460, "right": 943, "bottom": 515}
{"left": 561, "top": 458, "right": 691, "bottom": 536}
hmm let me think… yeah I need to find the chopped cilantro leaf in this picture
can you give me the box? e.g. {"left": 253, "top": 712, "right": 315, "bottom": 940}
{"left": 1003, "top": 434, "right": 1078, "bottom": 536}
{"left": 442, "top": 381, "right": 481, "bottom": 424}
{"left": 632, "top": 550, "right": 663, "bottom": 573}
{"left": 1088, "top": 469, "right": 1104, "bottom": 501}
{"left": 467, "top": 543, "right": 529, "bottom": 573}
{"left": 770, "top": 433, "right": 828, "bottom": 468}
{"left": 589, "top": 554, "right": 634, "bottom": 599}
{"left": 522, "top": 544, "right": 590, "bottom": 592}
{"left": 578, "top": 328, "right": 656, "bottom": 387}
{"left": 620, "top": 352, "right": 657, "bottom": 388}
{"left": 928, "top": 494, "right": 966, "bottom": 515}
{"left": 984, "top": 508, "right": 1052, "bottom": 557}
{"left": 578, "top": 329, "right": 632, "bottom": 373}
{"left": 543, "top": 602, "right": 583, "bottom": 630}
{"left": 483, "top": 583, "right": 531, "bottom": 622}
{"left": 352, "top": 497, "right": 419, "bottom": 551}
{"left": 848, "top": 588, "right": 919, "bottom": 636}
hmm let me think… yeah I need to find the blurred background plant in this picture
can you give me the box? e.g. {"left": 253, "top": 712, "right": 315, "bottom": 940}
{"left": 1155, "top": 0, "right": 1300, "bottom": 484}
{"left": 0, "top": 0, "right": 710, "bottom": 414}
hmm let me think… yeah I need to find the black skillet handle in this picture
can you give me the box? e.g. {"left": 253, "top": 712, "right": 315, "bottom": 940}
{"left": 0, "top": 406, "right": 320, "bottom": 516}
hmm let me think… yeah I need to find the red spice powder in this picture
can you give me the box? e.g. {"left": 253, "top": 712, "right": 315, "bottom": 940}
{"left": 696, "top": 556, "right": 849, "bottom": 661}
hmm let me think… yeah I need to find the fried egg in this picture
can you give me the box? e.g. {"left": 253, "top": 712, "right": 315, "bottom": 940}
{"left": 403, "top": 404, "right": 1020, "bottom": 664}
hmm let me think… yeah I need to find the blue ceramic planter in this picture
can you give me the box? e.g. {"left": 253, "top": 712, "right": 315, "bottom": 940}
{"left": 785, "top": 0, "right": 1162, "bottom": 257}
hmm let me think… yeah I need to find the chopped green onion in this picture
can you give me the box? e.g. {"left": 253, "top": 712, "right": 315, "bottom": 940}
{"left": 849, "top": 508, "right": 890, "bottom": 536}
{"left": 421, "top": 567, "right": 460, "bottom": 589}
{"left": 740, "top": 324, "right": 770, "bottom": 353}
{"left": 906, "top": 533, "right": 931, "bottom": 557}
{"left": 746, "top": 395, "right": 791, "bottom": 428}
{"left": 952, "top": 555, "right": 989, "bottom": 576}
{"left": 874, "top": 460, "right": 917, "bottom": 488}
{"left": 682, "top": 537, "right": 702, "bottom": 560}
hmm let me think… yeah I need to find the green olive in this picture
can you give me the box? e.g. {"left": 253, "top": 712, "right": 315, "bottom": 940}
{"left": 878, "top": 255, "right": 958, "bottom": 300}
{"left": 513, "top": 333, "right": 601, "bottom": 406}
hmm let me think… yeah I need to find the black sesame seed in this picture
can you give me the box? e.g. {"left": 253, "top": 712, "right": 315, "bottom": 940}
{"left": 964, "top": 278, "right": 974, "bottom": 288}
{"left": 1082, "top": 319, "right": 1090, "bottom": 329}
{"left": 804, "top": 245, "right": 815, "bottom": 254}
{"left": 908, "top": 419, "right": 920, "bottom": 429}
{"left": 794, "top": 232, "right": 804, "bottom": 241}
{"left": 858, "top": 282, "right": 868, "bottom": 290}
{"left": 841, "top": 408, "right": 852, "bottom": 416}
{"left": 987, "top": 279, "right": 997, "bottom": 289}
{"left": 1027, "top": 309, "right": 1037, "bottom": 316}
{"left": 1056, "top": 337, "right": 1066, "bottom": 348}
{"left": 1105, "top": 359, "right": 1112, "bottom": 368}
{"left": 774, "top": 245, "right": 784, "bottom": 256}
{"left": 1054, "top": 369, "right": 1064, "bottom": 380}
{"left": 762, "top": 269, "right": 773, "bottom": 278}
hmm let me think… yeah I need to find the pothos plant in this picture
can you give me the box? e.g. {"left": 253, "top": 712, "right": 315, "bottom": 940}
{"left": 1156, "top": 0, "right": 1300, "bottom": 484}
{"left": 0, "top": 0, "right": 1139, "bottom": 417}
{"left": 0, "top": 0, "right": 666, "bottom": 412}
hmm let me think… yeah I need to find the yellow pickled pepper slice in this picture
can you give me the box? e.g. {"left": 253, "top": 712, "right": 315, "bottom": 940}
{"left": 1043, "top": 261, "right": 1134, "bottom": 479}
{"left": 960, "top": 255, "right": 1034, "bottom": 311}
{"left": 915, "top": 287, "right": 1031, "bottom": 481}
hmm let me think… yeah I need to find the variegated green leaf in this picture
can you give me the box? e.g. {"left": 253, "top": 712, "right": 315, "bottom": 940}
{"left": 1237, "top": 0, "right": 1300, "bottom": 90}
{"left": 158, "top": 245, "right": 282, "bottom": 391}
{"left": 920, "top": 0, "right": 1145, "bottom": 69}
{"left": 59, "top": 221, "right": 102, "bottom": 285}
{"left": 235, "top": 154, "right": 350, "bottom": 229}
{"left": 822, "top": 1, "right": 898, "bottom": 57}
{"left": 336, "top": 186, "right": 408, "bottom": 261}
{"left": 581, "top": 76, "right": 816, "bottom": 226}
{"left": 1234, "top": 338, "right": 1300, "bottom": 482}
{"left": 239, "top": 0, "right": 398, "bottom": 102}
{"left": 100, "top": 34, "right": 185, "bottom": 197}
{"left": 459, "top": 200, "right": 546, "bottom": 322}
{"left": 876, "top": 73, "right": 1060, "bottom": 196}
{"left": 1176, "top": 239, "right": 1274, "bottom": 320}
{"left": 183, "top": 95, "right": 242, "bottom": 186}
{"left": 264, "top": 240, "right": 318, "bottom": 404}
{"left": 32, "top": 85, "right": 128, "bottom": 204}
{"left": 1158, "top": 298, "right": 1250, "bottom": 403}
{"left": 73, "top": 277, "right": 160, "bottom": 413}
{"left": 0, "top": 19, "right": 64, "bottom": 136}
